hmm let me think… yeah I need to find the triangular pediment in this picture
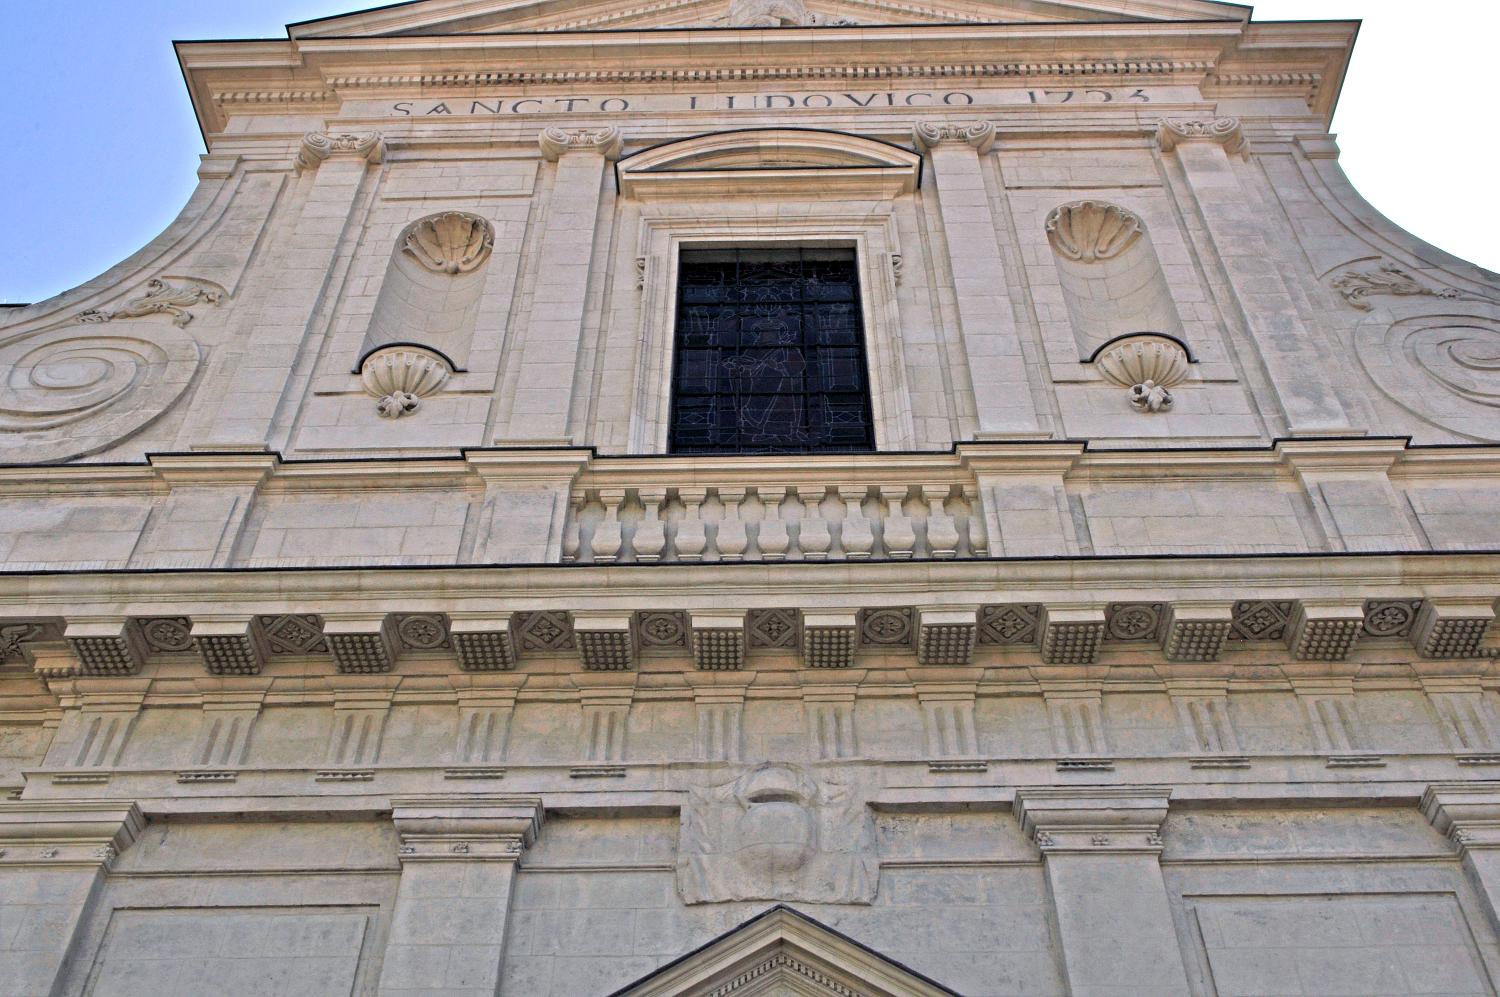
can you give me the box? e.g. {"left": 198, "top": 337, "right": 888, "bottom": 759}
{"left": 607, "top": 906, "right": 961, "bottom": 997}
{"left": 290, "top": 0, "right": 1248, "bottom": 36}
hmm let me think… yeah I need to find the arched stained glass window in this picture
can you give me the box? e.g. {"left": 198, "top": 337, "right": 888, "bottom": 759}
{"left": 669, "top": 248, "right": 876, "bottom": 455}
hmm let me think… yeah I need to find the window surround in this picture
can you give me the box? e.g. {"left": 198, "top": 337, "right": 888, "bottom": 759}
{"left": 629, "top": 210, "right": 915, "bottom": 454}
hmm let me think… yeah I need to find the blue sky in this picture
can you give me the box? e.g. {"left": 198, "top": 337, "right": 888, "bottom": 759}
{"left": 1, "top": 1, "right": 1495, "bottom": 304}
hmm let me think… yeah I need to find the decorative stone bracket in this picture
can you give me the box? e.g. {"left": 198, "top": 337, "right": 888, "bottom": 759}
{"left": 1093, "top": 334, "right": 1191, "bottom": 413}
{"left": 359, "top": 344, "right": 454, "bottom": 419}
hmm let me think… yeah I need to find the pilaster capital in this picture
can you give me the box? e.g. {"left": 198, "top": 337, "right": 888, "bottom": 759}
{"left": 1155, "top": 117, "right": 1246, "bottom": 157}
{"left": 539, "top": 125, "right": 624, "bottom": 161}
{"left": 297, "top": 131, "right": 385, "bottom": 171}
{"left": 1014, "top": 787, "right": 1170, "bottom": 855}
{"left": 912, "top": 120, "right": 995, "bottom": 154}
{"left": 0, "top": 801, "right": 144, "bottom": 870}
{"left": 1422, "top": 783, "right": 1500, "bottom": 854}
{"left": 390, "top": 795, "right": 543, "bottom": 863}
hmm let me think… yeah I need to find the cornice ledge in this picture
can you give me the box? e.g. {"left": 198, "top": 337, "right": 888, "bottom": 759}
{"left": 317, "top": 59, "right": 1218, "bottom": 94}
{"left": 0, "top": 800, "right": 144, "bottom": 870}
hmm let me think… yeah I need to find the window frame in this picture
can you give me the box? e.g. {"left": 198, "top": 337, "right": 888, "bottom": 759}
{"left": 667, "top": 246, "right": 878, "bottom": 456}
{"left": 627, "top": 211, "right": 915, "bottom": 454}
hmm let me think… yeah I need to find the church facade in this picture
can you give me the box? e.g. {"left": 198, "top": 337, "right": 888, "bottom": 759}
{"left": 5, "top": 1, "right": 1500, "bottom": 993}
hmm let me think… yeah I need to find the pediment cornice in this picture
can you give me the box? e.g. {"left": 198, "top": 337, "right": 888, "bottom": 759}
{"left": 180, "top": 14, "right": 1352, "bottom": 134}
{"left": 288, "top": 0, "right": 1251, "bottom": 38}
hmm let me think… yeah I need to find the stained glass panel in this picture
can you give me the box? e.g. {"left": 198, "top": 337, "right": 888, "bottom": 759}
{"left": 669, "top": 249, "right": 876, "bottom": 455}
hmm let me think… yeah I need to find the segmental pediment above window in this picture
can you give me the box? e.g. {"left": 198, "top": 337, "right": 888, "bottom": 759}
{"left": 616, "top": 128, "right": 921, "bottom": 198}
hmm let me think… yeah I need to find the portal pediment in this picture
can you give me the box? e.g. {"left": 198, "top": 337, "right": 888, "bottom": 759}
{"left": 290, "top": 0, "right": 1248, "bottom": 36}
{"left": 610, "top": 906, "right": 960, "bottom": 997}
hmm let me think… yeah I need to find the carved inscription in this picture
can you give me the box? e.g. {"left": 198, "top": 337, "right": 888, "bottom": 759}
{"left": 387, "top": 87, "right": 1160, "bottom": 117}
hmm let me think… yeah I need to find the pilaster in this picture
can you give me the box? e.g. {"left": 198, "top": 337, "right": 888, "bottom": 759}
{"left": 1157, "top": 117, "right": 1355, "bottom": 436}
{"left": 1422, "top": 783, "right": 1500, "bottom": 935}
{"left": 914, "top": 122, "right": 1044, "bottom": 439}
{"left": 500, "top": 127, "right": 622, "bottom": 444}
{"left": 204, "top": 132, "right": 385, "bottom": 448}
{"left": 1014, "top": 788, "right": 1190, "bottom": 996}
{"left": 377, "top": 796, "right": 543, "bottom": 997}
{"left": 465, "top": 449, "right": 592, "bottom": 564}
{"left": 0, "top": 801, "right": 144, "bottom": 997}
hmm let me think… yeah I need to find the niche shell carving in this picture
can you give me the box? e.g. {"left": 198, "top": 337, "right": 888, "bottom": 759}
{"left": 1094, "top": 335, "right": 1190, "bottom": 413}
{"left": 360, "top": 345, "right": 453, "bottom": 419}
{"left": 401, "top": 212, "right": 495, "bottom": 275}
{"left": 676, "top": 763, "right": 877, "bottom": 905}
{"left": 1045, "top": 201, "right": 1144, "bottom": 263}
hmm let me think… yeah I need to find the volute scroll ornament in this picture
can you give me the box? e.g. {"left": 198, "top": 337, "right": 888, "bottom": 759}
{"left": 1156, "top": 117, "right": 1247, "bottom": 156}
{"left": 1, "top": 281, "right": 205, "bottom": 462}
{"left": 359, "top": 344, "right": 454, "bottom": 419}
{"left": 1332, "top": 263, "right": 1471, "bottom": 312}
{"left": 76, "top": 277, "right": 225, "bottom": 329}
{"left": 1093, "top": 334, "right": 1191, "bottom": 414}
{"left": 1045, "top": 201, "right": 1144, "bottom": 263}
{"left": 912, "top": 121, "right": 995, "bottom": 154}
{"left": 538, "top": 126, "right": 624, "bottom": 162}
{"left": 401, "top": 212, "right": 495, "bottom": 275}
{"left": 297, "top": 131, "right": 385, "bottom": 171}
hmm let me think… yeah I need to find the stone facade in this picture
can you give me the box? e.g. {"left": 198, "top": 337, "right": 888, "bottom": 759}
{"left": 3, "top": 1, "right": 1500, "bottom": 994}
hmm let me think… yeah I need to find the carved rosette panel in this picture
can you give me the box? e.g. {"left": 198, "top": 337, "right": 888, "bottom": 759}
{"left": 401, "top": 213, "right": 495, "bottom": 275}
{"left": 1045, "top": 202, "right": 1144, "bottom": 263}
{"left": 1355, "top": 307, "right": 1500, "bottom": 441}
{"left": 0, "top": 318, "right": 201, "bottom": 463}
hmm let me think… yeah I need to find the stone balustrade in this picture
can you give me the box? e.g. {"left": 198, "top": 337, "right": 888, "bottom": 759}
{"left": 561, "top": 459, "right": 988, "bottom": 564}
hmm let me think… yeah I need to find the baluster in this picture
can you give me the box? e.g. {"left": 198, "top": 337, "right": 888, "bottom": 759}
{"left": 925, "top": 485, "right": 961, "bottom": 559}
{"left": 962, "top": 485, "right": 990, "bottom": 557}
{"left": 590, "top": 488, "right": 626, "bottom": 563}
{"left": 633, "top": 487, "right": 668, "bottom": 563}
{"left": 881, "top": 485, "right": 917, "bottom": 559}
{"left": 756, "top": 487, "right": 791, "bottom": 561}
{"left": 840, "top": 485, "right": 875, "bottom": 560}
{"left": 675, "top": 487, "right": 709, "bottom": 562}
{"left": 561, "top": 493, "right": 584, "bottom": 563}
{"left": 716, "top": 487, "right": 749, "bottom": 561}
{"left": 798, "top": 487, "right": 832, "bottom": 560}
